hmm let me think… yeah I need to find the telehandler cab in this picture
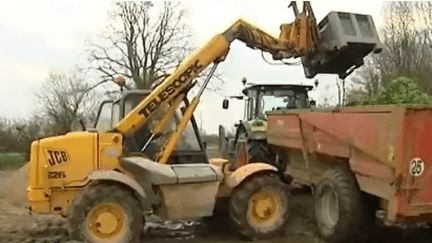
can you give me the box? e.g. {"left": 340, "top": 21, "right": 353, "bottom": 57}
{"left": 26, "top": 2, "right": 382, "bottom": 242}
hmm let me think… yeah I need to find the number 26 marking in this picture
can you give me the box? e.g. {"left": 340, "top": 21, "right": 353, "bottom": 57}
{"left": 48, "top": 171, "right": 66, "bottom": 179}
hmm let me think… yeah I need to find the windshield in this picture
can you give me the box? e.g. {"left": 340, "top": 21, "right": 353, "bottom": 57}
{"left": 262, "top": 96, "right": 288, "bottom": 112}
{"left": 112, "top": 101, "right": 120, "bottom": 126}
{"left": 124, "top": 94, "right": 143, "bottom": 114}
{"left": 95, "top": 101, "right": 113, "bottom": 132}
{"left": 119, "top": 94, "right": 202, "bottom": 153}
{"left": 95, "top": 93, "right": 202, "bottom": 154}
{"left": 149, "top": 107, "right": 201, "bottom": 152}
{"left": 176, "top": 111, "right": 201, "bottom": 151}
{"left": 259, "top": 90, "right": 310, "bottom": 114}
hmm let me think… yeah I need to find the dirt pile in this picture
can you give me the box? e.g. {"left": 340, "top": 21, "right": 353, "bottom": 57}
{"left": 0, "top": 164, "right": 28, "bottom": 207}
{"left": 0, "top": 198, "right": 70, "bottom": 243}
{"left": 0, "top": 164, "right": 72, "bottom": 243}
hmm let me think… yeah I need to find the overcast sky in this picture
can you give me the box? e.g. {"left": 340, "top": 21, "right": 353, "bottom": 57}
{"left": 0, "top": 1, "right": 384, "bottom": 134}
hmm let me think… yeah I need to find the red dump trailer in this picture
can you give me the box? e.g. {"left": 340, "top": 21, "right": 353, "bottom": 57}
{"left": 266, "top": 106, "right": 432, "bottom": 242}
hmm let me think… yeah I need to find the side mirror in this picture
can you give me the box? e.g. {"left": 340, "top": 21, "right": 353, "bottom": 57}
{"left": 222, "top": 99, "right": 229, "bottom": 109}
{"left": 310, "top": 100, "right": 316, "bottom": 107}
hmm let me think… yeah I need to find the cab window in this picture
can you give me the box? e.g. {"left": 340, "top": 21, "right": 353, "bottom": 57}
{"left": 95, "top": 101, "right": 113, "bottom": 132}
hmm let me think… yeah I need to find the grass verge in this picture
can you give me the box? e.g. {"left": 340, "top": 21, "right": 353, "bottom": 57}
{"left": 0, "top": 153, "right": 26, "bottom": 170}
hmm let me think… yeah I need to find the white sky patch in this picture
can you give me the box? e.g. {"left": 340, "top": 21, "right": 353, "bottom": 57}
{"left": 0, "top": 47, "right": 50, "bottom": 118}
{"left": 0, "top": 2, "right": 110, "bottom": 33}
{"left": 0, "top": 1, "right": 112, "bottom": 119}
{"left": 0, "top": 50, "right": 48, "bottom": 82}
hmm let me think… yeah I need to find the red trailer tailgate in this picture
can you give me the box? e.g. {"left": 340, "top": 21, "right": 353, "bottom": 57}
{"left": 401, "top": 108, "right": 432, "bottom": 209}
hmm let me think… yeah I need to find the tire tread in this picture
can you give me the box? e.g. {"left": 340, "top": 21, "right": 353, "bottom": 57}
{"left": 315, "top": 166, "right": 371, "bottom": 243}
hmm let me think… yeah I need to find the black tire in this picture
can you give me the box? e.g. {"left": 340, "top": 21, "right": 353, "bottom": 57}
{"left": 233, "top": 139, "right": 276, "bottom": 170}
{"left": 229, "top": 174, "right": 289, "bottom": 240}
{"left": 247, "top": 140, "right": 276, "bottom": 165}
{"left": 314, "top": 166, "right": 371, "bottom": 243}
{"left": 68, "top": 183, "right": 144, "bottom": 243}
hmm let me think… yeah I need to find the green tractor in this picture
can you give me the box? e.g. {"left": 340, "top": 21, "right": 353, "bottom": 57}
{"left": 219, "top": 80, "right": 316, "bottom": 171}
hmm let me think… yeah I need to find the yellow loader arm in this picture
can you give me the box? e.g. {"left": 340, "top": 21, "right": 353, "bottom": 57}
{"left": 112, "top": 1, "right": 381, "bottom": 164}
{"left": 114, "top": 2, "right": 317, "bottom": 132}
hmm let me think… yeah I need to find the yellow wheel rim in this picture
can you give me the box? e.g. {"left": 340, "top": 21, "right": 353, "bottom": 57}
{"left": 247, "top": 191, "right": 280, "bottom": 228}
{"left": 86, "top": 203, "right": 126, "bottom": 240}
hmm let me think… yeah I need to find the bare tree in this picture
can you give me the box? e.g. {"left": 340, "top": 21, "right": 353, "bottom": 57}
{"left": 0, "top": 117, "right": 44, "bottom": 152}
{"left": 86, "top": 2, "right": 192, "bottom": 90}
{"left": 36, "top": 72, "right": 98, "bottom": 135}
{"left": 348, "top": 1, "right": 432, "bottom": 100}
{"left": 349, "top": 55, "right": 383, "bottom": 98}
{"left": 0, "top": 119, "right": 20, "bottom": 152}
{"left": 382, "top": 2, "right": 416, "bottom": 73}
{"left": 316, "top": 83, "right": 338, "bottom": 109}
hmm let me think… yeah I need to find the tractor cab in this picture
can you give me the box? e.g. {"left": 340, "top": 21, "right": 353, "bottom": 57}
{"left": 219, "top": 83, "right": 316, "bottom": 164}
{"left": 94, "top": 90, "right": 208, "bottom": 164}
{"left": 241, "top": 84, "right": 315, "bottom": 120}
{"left": 223, "top": 84, "right": 315, "bottom": 121}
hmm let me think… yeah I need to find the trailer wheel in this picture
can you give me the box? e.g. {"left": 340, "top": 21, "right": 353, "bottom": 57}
{"left": 315, "top": 166, "right": 369, "bottom": 243}
{"left": 229, "top": 174, "right": 289, "bottom": 239}
{"left": 68, "top": 183, "right": 144, "bottom": 243}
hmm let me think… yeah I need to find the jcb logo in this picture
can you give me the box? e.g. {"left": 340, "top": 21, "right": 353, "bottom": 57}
{"left": 45, "top": 149, "right": 68, "bottom": 167}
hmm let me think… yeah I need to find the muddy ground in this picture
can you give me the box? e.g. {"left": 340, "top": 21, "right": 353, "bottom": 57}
{"left": 0, "top": 168, "right": 432, "bottom": 243}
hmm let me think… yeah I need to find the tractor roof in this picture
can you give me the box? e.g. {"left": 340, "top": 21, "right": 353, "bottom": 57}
{"left": 242, "top": 84, "right": 313, "bottom": 95}
{"left": 113, "top": 90, "right": 152, "bottom": 103}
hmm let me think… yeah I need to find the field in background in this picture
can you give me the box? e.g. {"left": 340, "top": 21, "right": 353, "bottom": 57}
{"left": 0, "top": 153, "right": 25, "bottom": 170}
{"left": 206, "top": 146, "right": 220, "bottom": 159}
{"left": 203, "top": 134, "right": 220, "bottom": 159}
